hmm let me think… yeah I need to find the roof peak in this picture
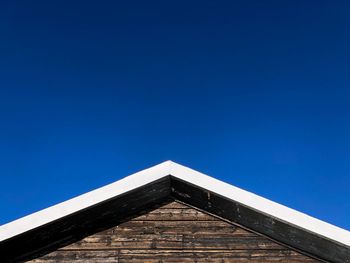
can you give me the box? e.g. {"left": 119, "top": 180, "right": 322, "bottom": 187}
{"left": 1, "top": 161, "right": 350, "bottom": 261}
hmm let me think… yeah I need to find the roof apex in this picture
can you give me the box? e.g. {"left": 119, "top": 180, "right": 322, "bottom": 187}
{"left": 1, "top": 160, "right": 350, "bottom": 251}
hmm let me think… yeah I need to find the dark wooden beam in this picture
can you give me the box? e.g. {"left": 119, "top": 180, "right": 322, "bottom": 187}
{"left": 1, "top": 175, "right": 349, "bottom": 263}
{"left": 170, "top": 176, "right": 350, "bottom": 263}
{"left": 0, "top": 177, "right": 171, "bottom": 263}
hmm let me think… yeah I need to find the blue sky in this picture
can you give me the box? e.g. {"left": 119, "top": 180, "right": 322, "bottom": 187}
{"left": 1, "top": 1, "right": 350, "bottom": 230}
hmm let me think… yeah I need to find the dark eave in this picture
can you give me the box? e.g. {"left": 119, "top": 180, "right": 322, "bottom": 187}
{"left": 0, "top": 161, "right": 349, "bottom": 263}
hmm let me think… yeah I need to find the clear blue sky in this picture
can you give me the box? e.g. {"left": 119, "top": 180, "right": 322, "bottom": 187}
{"left": 1, "top": 1, "right": 350, "bottom": 230}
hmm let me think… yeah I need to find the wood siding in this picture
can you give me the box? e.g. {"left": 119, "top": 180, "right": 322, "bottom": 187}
{"left": 28, "top": 201, "right": 321, "bottom": 262}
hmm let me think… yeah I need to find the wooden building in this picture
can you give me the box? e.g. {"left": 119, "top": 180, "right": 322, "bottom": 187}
{"left": 0, "top": 161, "right": 349, "bottom": 262}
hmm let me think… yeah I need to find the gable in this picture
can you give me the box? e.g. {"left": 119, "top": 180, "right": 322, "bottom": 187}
{"left": 28, "top": 201, "right": 319, "bottom": 262}
{"left": 0, "top": 161, "right": 349, "bottom": 262}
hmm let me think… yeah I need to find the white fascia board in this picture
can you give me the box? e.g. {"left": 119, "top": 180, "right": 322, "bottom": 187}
{"left": 168, "top": 161, "right": 350, "bottom": 247}
{"left": 0, "top": 161, "right": 172, "bottom": 242}
{"left": 1, "top": 160, "right": 350, "bottom": 248}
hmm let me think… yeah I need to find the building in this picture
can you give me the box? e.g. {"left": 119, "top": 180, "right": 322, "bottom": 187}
{"left": 0, "top": 161, "right": 349, "bottom": 262}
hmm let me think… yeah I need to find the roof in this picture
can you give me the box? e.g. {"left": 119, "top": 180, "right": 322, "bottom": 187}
{"left": 0, "top": 160, "right": 349, "bottom": 262}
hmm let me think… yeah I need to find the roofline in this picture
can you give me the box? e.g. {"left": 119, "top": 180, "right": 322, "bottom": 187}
{"left": 1, "top": 160, "right": 350, "bottom": 248}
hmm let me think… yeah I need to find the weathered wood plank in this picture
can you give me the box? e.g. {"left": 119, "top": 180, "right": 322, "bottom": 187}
{"left": 63, "top": 239, "right": 284, "bottom": 250}
{"left": 157, "top": 202, "right": 191, "bottom": 209}
{"left": 28, "top": 201, "right": 320, "bottom": 262}
{"left": 133, "top": 208, "right": 217, "bottom": 221}
{"left": 2, "top": 177, "right": 172, "bottom": 263}
{"left": 30, "top": 250, "right": 318, "bottom": 262}
{"left": 102, "top": 220, "right": 251, "bottom": 235}
{"left": 171, "top": 177, "right": 347, "bottom": 263}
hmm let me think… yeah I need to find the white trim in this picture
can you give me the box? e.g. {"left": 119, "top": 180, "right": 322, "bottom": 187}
{"left": 169, "top": 162, "right": 350, "bottom": 247}
{"left": 0, "top": 161, "right": 171, "bottom": 242}
{"left": 1, "top": 160, "right": 350, "bottom": 247}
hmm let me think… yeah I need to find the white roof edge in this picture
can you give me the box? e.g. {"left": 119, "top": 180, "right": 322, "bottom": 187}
{"left": 168, "top": 161, "right": 350, "bottom": 247}
{"left": 0, "top": 161, "right": 172, "bottom": 242}
{"left": 1, "top": 160, "right": 350, "bottom": 248}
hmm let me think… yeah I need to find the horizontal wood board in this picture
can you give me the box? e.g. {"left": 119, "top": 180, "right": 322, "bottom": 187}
{"left": 0, "top": 177, "right": 171, "bottom": 263}
{"left": 2, "top": 175, "right": 349, "bottom": 262}
{"left": 170, "top": 176, "right": 350, "bottom": 263}
{"left": 28, "top": 201, "right": 319, "bottom": 263}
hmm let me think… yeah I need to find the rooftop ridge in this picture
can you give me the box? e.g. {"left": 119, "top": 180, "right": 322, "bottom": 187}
{"left": 1, "top": 160, "right": 350, "bottom": 252}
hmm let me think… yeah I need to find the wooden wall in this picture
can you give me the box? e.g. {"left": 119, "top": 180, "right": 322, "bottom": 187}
{"left": 28, "top": 201, "right": 321, "bottom": 262}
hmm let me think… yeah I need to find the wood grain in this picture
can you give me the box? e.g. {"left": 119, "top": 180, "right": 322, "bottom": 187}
{"left": 28, "top": 201, "right": 320, "bottom": 262}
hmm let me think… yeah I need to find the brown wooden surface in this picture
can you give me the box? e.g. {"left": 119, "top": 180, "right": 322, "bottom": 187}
{"left": 28, "top": 201, "right": 321, "bottom": 262}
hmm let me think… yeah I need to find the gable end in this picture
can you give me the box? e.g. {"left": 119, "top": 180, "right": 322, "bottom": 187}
{"left": 0, "top": 161, "right": 349, "bottom": 263}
